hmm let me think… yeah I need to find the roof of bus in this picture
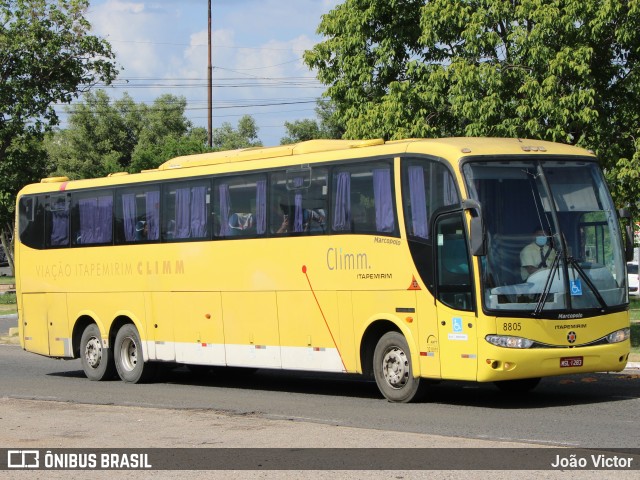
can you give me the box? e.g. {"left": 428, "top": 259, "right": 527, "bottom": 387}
{"left": 21, "top": 137, "right": 595, "bottom": 195}
{"left": 158, "top": 137, "right": 593, "bottom": 170}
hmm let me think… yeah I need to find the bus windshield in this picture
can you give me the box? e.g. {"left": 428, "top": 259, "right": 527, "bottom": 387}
{"left": 463, "top": 158, "right": 627, "bottom": 314}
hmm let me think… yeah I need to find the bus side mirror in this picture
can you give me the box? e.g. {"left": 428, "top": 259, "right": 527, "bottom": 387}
{"left": 463, "top": 199, "right": 486, "bottom": 256}
{"left": 619, "top": 208, "right": 634, "bottom": 262}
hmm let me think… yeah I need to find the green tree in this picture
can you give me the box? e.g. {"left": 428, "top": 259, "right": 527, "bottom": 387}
{"left": 0, "top": 0, "right": 117, "bottom": 265}
{"left": 305, "top": 0, "right": 640, "bottom": 210}
{"left": 46, "top": 91, "right": 203, "bottom": 178}
{"left": 280, "top": 101, "right": 345, "bottom": 144}
{"left": 212, "top": 115, "right": 262, "bottom": 150}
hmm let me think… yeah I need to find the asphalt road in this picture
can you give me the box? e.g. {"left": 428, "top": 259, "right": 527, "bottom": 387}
{"left": 1, "top": 344, "right": 639, "bottom": 449}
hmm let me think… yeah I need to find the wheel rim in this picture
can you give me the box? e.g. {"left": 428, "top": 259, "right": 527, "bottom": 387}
{"left": 119, "top": 336, "right": 138, "bottom": 372}
{"left": 84, "top": 336, "right": 102, "bottom": 369}
{"left": 381, "top": 345, "right": 409, "bottom": 389}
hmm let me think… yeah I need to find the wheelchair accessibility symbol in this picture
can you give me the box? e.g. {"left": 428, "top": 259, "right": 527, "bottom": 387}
{"left": 570, "top": 279, "right": 582, "bottom": 296}
{"left": 453, "top": 317, "right": 463, "bottom": 333}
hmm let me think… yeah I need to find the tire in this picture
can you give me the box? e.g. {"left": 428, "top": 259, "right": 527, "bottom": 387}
{"left": 79, "top": 324, "right": 116, "bottom": 381}
{"left": 494, "top": 377, "right": 541, "bottom": 394}
{"left": 113, "top": 324, "right": 156, "bottom": 383}
{"left": 373, "top": 331, "right": 425, "bottom": 403}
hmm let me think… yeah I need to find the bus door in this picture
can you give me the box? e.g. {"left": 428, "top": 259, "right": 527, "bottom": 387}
{"left": 433, "top": 212, "right": 478, "bottom": 381}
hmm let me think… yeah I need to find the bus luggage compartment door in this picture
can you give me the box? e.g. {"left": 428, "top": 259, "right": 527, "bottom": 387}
{"left": 22, "top": 293, "right": 69, "bottom": 357}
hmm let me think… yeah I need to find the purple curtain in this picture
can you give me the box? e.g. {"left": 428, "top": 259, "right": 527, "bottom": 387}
{"left": 256, "top": 179, "right": 266, "bottom": 235}
{"left": 218, "top": 183, "right": 231, "bottom": 236}
{"left": 373, "top": 168, "right": 394, "bottom": 232}
{"left": 79, "top": 196, "right": 112, "bottom": 244}
{"left": 332, "top": 172, "right": 351, "bottom": 231}
{"left": 122, "top": 194, "right": 136, "bottom": 241}
{"left": 408, "top": 166, "right": 429, "bottom": 239}
{"left": 50, "top": 198, "right": 69, "bottom": 246}
{"left": 293, "top": 177, "right": 304, "bottom": 232}
{"left": 97, "top": 196, "right": 113, "bottom": 243}
{"left": 190, "top": 186, "right": 207, "bottom": 238}
{"left": 444, "top": 171, "right": 458, "bottom": 206}
{"left": 174, "top": 188, "right": 191, "bottom": 239}
{"left": 146, "top": 190, "right": 160, "bottom": 240}
{"left": 78, "top": 198, "right": 96, "bottom": 244}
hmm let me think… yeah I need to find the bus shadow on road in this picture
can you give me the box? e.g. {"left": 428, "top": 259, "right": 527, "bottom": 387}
{"left": 47, "top": 365, "right": 640, "bottom": 407}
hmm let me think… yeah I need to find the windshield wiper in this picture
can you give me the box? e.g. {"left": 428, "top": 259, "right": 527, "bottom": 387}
{"left": 534, "top": 252, "right": 560, "bottom": 315}
{"left": 567, "top": 257, "right": 607, "bottom": 309}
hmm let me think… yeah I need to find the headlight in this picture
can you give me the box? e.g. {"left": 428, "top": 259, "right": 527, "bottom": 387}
{"left": 606, "top": 328, "right": 630, "bottom": 344}
{"left": 485, "top": 335, "right": 534, "bottom": 349}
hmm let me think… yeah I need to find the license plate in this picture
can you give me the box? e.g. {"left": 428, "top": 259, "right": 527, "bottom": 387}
{"left": 560, "top": 356, "right": 583, "bottom": 368}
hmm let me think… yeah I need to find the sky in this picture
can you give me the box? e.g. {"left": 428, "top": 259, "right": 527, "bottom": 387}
{"left": 72, "top": 0, "right": 341, "bottom": 146}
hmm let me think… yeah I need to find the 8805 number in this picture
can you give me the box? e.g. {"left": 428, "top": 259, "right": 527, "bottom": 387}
{"left": 502, "top": 322, "right": 522, "bottom": 332}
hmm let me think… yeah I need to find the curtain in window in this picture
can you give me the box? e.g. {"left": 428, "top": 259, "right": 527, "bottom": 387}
{"left": 145, "top": 190, "right": 160, "bottom": 240}
{"left": 256, "top": 179, "right": 266, "bottom": 235}
{"left": 373, "top": 168, "right": 394, "bottom": 232}
{"left": 443, "top": 171, "right": 459, "bottom": 206}
{"left": 50, "top": 198, "right": 69, "bottom": 246}
{"left": 174, "top": 188, "right": 191, "bottom": 239}
{"left": 408, "top": 166, "right": 429, "bottom": 239}
{"left": 79, "top": 196, "right": 112, "bottom": 244}
{"left": 332, "top": 171, "right": 351, "bottom": 231}
{"left": 122, "top": 194, "right": 136, "bottom": 241}
{"left": 293, "top": 177, "right": 304, "bottom": 233}
{"left": 190, "top": 186, "right": 207, "bottom": 238}
{"left": 218, "top": 183, "right": 231, "bottom": 236}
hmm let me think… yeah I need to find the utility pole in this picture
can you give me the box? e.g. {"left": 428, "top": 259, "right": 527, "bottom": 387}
{"left": 207, "top": 0, "right": 213, "bottom": 148}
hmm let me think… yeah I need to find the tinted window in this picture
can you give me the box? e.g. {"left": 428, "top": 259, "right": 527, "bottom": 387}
{"left": 163, "top": 180, "right": 211, "bottom": 240}
{"left": 115, "top": 186, "right": 161, "bottom": 243}
{"left": 270, "top": 167, "right": 328, "bottom": 235}
{"left": 331, "top": 161, "right": 397, "bottom": 235}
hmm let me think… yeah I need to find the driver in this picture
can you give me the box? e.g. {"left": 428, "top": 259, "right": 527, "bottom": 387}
{"left": 520, "top": 227, "right": 556, "bottom": 280}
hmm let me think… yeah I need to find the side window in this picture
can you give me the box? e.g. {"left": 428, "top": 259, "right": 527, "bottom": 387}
{"left": 270, "top": 167, "right": 328, "bottom": 235}
{"left": 435, "top": 213, "right": 473, "bottom": 311}
{"left": 18, "top": 195, "right": 46, "bottom": 249}
{"left": 331, "top": 161, "right": 396, "bottom": 235}
{"left": 402, "top": 159, "right": 460, "bottom": 240}
{"left": 115, "top": 187, "right": 161, "bottom": 243}
{"left": 163, "top": 180, "right": 211, "bottom": 241}
{"left": 213, "top": 174, "right": 266, "bottom": 238}
{"left": 71, "top": 191, "right": 113, "bottom": 246}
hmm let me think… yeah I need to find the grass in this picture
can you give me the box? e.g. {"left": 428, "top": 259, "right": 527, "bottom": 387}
{"left": 0, "top": 276, "right": 16, "bottom": 315}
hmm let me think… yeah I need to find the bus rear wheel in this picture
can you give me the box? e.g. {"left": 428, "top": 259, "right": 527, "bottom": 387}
{"left": 373, "top": 331, "right": 425, "bottom": 403}
{"left": 80, "top": 324, "right": 116, "bottom": 381}
{"left": 114, "top": 324, "right": 156, "bottom": 383}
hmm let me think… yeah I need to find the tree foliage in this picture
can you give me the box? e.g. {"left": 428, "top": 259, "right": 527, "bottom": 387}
{"left": 46, "top": 91, "right": 205, "bottom": 178}
{"left": 280, "top": 101, "right": 345, "bottom": 144}
{"left": 305, "top": 0, "right": 640, "bottom": 210}
{"left": 0, "top": 0, "right": 117, "bottom": 263}
{"left": 212, "top": 115, "right": 262, "bottom": 150}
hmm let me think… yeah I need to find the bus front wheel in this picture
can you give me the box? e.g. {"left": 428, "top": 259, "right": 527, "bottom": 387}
{"left": 114, "top": 324, "right": 156, "bottom": 383}
{"left": 80, "top": 324, "right": 116, "bottom": 381}
{"left": 373, "top": 331, "right": 425, "bottom": 403}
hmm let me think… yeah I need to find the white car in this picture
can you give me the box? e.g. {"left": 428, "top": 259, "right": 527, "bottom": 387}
{"left": 627, "top": 262, "right": 639, "bottom": 296}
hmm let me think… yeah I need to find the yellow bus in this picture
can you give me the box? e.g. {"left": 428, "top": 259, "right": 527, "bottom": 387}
{"left": 15, "top": 138, "right": 632, "bottom": 402}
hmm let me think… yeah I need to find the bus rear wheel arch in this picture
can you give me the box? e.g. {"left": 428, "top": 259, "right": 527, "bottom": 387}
{"left": 373, "top": 331, "right": 426, "bottom": 403}
{"left": 113, "top": 323, "right": 156, "bottom": 383}
{"left": 79, "top": 323, "right": 116, "bottom": 381}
